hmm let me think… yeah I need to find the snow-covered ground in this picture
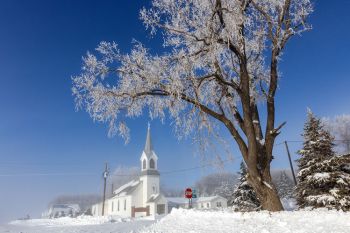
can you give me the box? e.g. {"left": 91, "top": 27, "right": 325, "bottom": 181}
{"left": 0, "top": 215, "right": 157, "bottom": 233}
{"left": 1, "top": 209, "right": 350, "bottom": 233}
{"left": 142, "top": 208, "right": 350, "bottom": 233}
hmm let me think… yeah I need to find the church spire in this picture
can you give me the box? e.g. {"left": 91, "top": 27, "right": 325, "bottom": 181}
{"left": 144, "top": 122, "right": 153, "bottom": 156}
{"left": 140, "top": 123, "right": 159, "bottom": 175}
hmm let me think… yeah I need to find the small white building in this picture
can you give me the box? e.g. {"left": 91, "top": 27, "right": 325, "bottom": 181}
{"left": 92, "top": 125, "right": 168, "bottom": 218}
{"left": 167, "top": 196, "right": 227, "bottom": 212}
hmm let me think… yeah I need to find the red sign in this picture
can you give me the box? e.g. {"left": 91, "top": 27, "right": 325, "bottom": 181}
{"left": 185, "top": 188, "right": 193, "bottom": 199}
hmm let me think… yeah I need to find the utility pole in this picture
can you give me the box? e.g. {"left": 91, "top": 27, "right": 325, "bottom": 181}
{"left": 102, "top": 162, "right": 109, "bottom": 216}
{"left": 284, "top": 141, "right": 297, "bottom": 185}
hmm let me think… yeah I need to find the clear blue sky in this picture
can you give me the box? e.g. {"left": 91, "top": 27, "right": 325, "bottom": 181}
{"left": 0, "top": 0, "right": 350, "bottom": 223}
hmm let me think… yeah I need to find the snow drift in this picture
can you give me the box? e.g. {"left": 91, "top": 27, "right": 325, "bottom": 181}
{"left": 141, "top": 208, "right": 350, "bottom": 233}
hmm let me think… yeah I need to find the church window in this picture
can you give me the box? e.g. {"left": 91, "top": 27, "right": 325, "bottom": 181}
{"left": 143, "top": 159, "right": 146, "bottom": 169}
{"left": 207, "top": 203, "right": 209, "bottom": 208}
{"left": 124, "top": 199, "right": 126, "bottom": 210}
{"left": 118, "top": 200, "right": 119, "bottom": 211}
{"left": 150, "top": 158, "right": 155, "bottom": 169}
{"left": 112, "top": 201, "right": 114, "bottom": 212}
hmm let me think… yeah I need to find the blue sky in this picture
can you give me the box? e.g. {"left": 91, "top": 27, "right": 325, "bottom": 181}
{"left": 0, "top": 0, "right": 350, "bottom": 223}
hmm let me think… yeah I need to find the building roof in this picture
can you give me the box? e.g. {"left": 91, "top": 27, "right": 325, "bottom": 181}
{"left": 195, "top": 196, "right": 226, "bottom": 202}
{"left": 166, "top": 197, "right": 188, "bottom": 204}
{"left": 147, "top": 193, "right": 162, "bottom": 203}
{"left": 166, "top": 196, "right": 226, "bottom": 204}
{"left": 113, "top": 179, "right": 142, "bottom": 196}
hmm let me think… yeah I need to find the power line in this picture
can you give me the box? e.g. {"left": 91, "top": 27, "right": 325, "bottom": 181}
{"left": 0, "top": 172, "right": 97, "bottom": 177}
{"left": 0, "top": 159, "right": 235, "bottom": 177}
{"left": 160, "top": 158, "right": 234, "bottom": 175}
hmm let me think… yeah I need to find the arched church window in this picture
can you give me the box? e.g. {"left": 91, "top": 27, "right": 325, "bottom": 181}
{"left": 143, "top": 159, "right": 146, "bottom": 169}
{"left": 150, "top": 158, "right": 155, "bottom": 169}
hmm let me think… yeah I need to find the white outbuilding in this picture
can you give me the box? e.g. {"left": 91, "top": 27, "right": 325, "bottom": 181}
{"left": 92, "top": 125, "right": 168, "bottom": 218}
{"left": 167, "top": 195, "right": 228, "bottom": 212}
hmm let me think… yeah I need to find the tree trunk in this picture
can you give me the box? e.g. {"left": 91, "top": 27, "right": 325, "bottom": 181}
{"left": 247, "top": 165, "right": 284, "bottom": 211}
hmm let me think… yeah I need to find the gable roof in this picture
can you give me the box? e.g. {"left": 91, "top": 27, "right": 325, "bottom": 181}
{"left": 113, "top": 179, "right": 142, "bottom": 196}
{"left": 147, "top": 194, "right": 161, "bottom": 203}
{"left": 166, "top": 195, "right": 226, "bottom": 204}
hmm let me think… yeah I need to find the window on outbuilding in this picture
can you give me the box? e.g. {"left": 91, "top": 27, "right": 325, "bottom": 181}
{"left": 207, "top": 203, "right": 210, "bottom": 208}
{"left": 124, "top": 199, "right": 126, "bottom": 210}
{"left": 112, "top": 201, "right": 114, "bottom": 212}
{"left": 150, "top": 158, "right": 155, "bottom": 169}
{"left": 143, "top": 159, "right": 146, "bottom": 169}
{"left": 118, "top": 200, "right": 120, "bottom": 211}
{"left": 216, "top": 202, "right": 222, "bottom": 207}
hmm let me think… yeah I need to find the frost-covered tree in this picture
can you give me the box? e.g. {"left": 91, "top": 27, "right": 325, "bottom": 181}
{"left": 160, "top": 184, "right": 184, "bottom": 197}
{"left": 213, "top": 177, "right": 238, "bottom": 205}
{"left": 232, "top": 162, "right": 261, "bottom": 211}
{"left": 296, "top": 111, "right": 350, "bottom": 210}
{"left": 274, "top": 170, "right": 294, "bottom": 199}
{"left": 48, "top": 194, "right": 101, "bottom": 213}
{"left": 323, "top": 115, "right": 350, "bottom": 154}
{"left": 72, "top": 0, "right": 312, "bottom": 211}
{"left": 195, "top": 172, "right": 238, "bottom": 197}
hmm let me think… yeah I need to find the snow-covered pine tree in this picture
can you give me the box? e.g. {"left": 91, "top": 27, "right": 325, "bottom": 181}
{"left": 296, "top": 110, "right": 350, "bottom": 210}
{"left": 231, "top": 162, "right": 261, "bottom": 211}
{"left": 275, "top": 171, "right": 294, "bottom": 199}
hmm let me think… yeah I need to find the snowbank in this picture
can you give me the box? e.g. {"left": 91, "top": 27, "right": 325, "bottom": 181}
{"left": 6, "top": 209, "right": 350, "bottom": 233}
{"left": 141, "top": 208, "right": 350, "bottom": 233}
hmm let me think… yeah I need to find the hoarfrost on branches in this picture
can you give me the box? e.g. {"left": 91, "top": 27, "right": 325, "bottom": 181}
{"left": 73, "top": 0, "right": 312, "bottom": 143}
{"left": 323, "top": 115, "right": 350, "bottom": 153}
{"left": 72, "top": 0, "right": 312, "bottom": 211}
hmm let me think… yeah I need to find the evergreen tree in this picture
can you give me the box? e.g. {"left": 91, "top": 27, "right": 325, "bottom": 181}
{"left": 296, "top": 110, "right": 350, "bottom": 210}
{"left": 231, "top": 162, "right": 261, "bottom": 211}
{"left": 275, "top": 171, "right": 294, "bottom": 199}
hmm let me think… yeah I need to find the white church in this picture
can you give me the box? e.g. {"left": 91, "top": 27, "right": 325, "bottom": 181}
{"left": 91, "top": 125, "right": 168, "bottom": 217}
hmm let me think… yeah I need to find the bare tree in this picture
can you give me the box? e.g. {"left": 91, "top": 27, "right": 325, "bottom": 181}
{"left": 323, "top": 115, "right": 350, "bottom": 154}
{"left": 160, "top": 184, "right": 184, "bottom": 197}
{"left": 48, "top": 194, "right": 101, "bottom": 213}
{"left": 72, "top": 0, "right": 312, "bottom": 211}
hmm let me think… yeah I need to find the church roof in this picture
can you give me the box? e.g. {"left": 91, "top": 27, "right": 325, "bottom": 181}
{"left": 113, "top": 179, "right": 142, "bottom": 196}
{"left": 147, "top": 193, "right": 162, "bottom": 203}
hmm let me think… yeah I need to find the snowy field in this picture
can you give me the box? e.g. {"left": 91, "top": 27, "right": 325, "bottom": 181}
{"left": 0, "top": 215, "right": 157, "bottom": 233}
{"left": 1, "top": 209, "right": 350, "bottom": 233}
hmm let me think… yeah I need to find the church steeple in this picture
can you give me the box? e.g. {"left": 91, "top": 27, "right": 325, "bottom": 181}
{"left": 140, "top": 124, "right": 159, "bottom": 175}
{"left": 144, "top": 123, "right": 153, "bottom": 156}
